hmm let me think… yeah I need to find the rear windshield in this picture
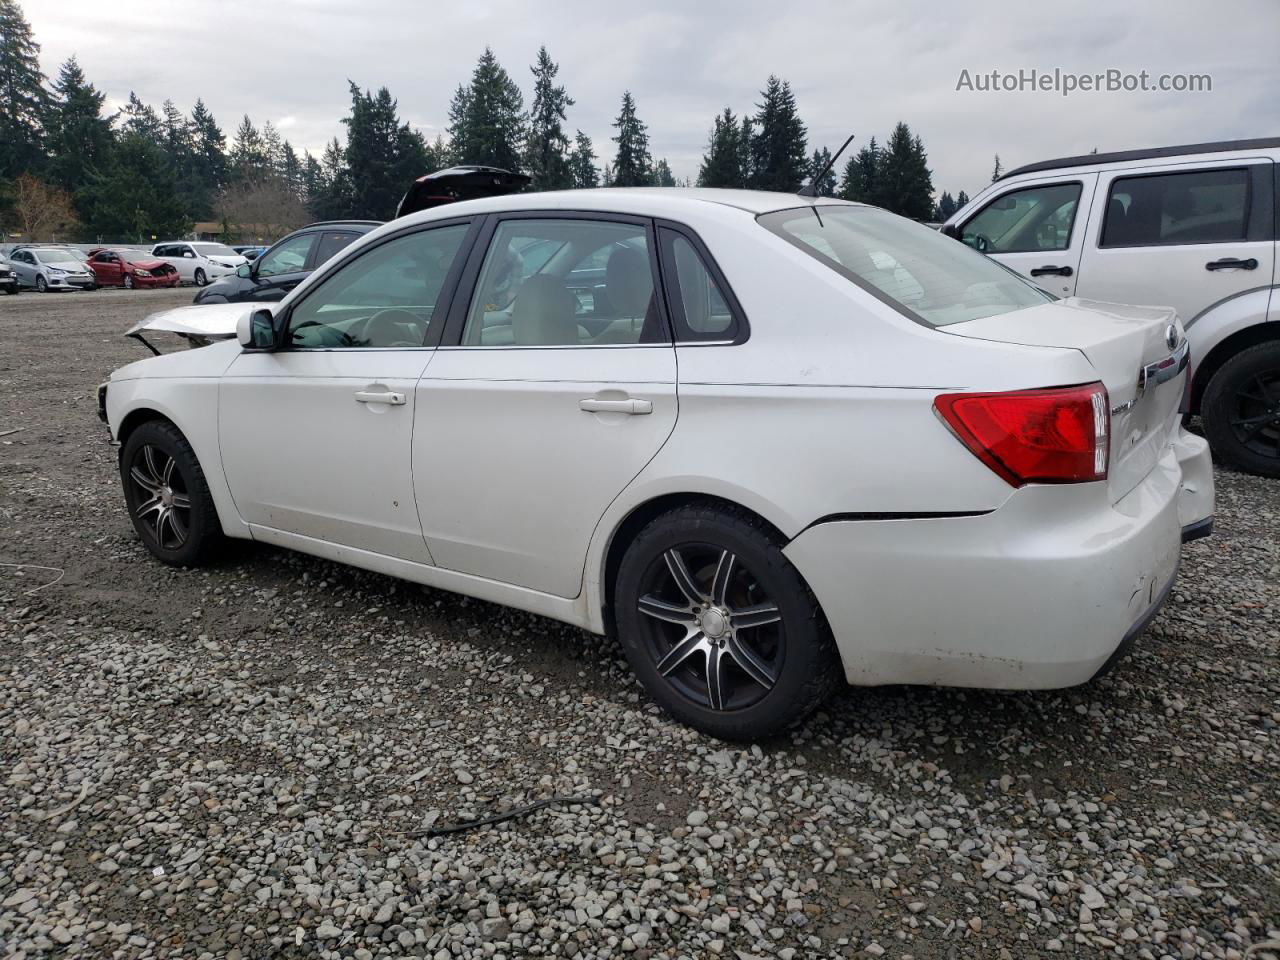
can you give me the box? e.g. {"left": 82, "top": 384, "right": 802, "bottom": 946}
{"left": 758, "top": 206, "right": 1052, "bottom": 326}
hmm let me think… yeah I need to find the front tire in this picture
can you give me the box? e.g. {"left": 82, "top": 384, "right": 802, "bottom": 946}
{"left": 120, "top": 420, "right": 222, "bottom": 566}
{"left": 615, "top": 505, "right": 840, "bottom": 740}
{"left": 123, "top": 274, "right": 134, "bottom": 289}
{"left": 1202, "top": 341, "right": 1280, "bottom": 478}
{"left": 35, "top": 275, "right": 47, "bottom": 293}
{"left": 3, "top": 285, "right": 16, "bottom": 295}
{"left": 193, "top": 268, "right": 207, "bottom": 286}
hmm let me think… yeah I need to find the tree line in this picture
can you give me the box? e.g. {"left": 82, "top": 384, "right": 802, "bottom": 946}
{"left": 0, "top": 0, "right": 969, "bottom": 243}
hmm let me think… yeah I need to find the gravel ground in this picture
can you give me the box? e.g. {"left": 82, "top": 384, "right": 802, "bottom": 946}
{"left": 1, "top": 288, "right": 1277, "bottom": 960}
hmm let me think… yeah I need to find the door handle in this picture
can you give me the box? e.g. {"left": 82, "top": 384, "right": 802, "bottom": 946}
{"left": 579, "top": 398, "right": 653, "bottom": 415}
{"left": 1029, "top": 264, "right": 1073, "bottom": 277}
{"left": 354, "top": 390, "right": 406, "bottom": 405}
{"left": 1205, "top": 257, "right": 1258, "bottom": 271}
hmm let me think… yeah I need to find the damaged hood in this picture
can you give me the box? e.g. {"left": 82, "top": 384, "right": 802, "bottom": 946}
{"left": 126, "top": 303, "right": 252, "bottom": 340}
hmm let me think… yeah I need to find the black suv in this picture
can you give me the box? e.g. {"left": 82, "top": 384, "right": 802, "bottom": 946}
{"left": 193, "top": 220, "right": 381, "bottom": 304}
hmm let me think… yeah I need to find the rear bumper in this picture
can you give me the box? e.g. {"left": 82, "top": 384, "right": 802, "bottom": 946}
{"left": 785, "top": 434, "right": 1212, "bottom": 690}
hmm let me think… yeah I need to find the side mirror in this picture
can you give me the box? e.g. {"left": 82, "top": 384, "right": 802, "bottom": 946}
{"left": 237, "top": 308, "right": 278, "bottom": 350}
{"left": 235, "top": 263, "right": 252, "bottom": 279}
{"left": 183, "top": 251, "right": 195, "bottom": 258}
{"left": 941, "top": 223, "right": 961, "bottom": 240}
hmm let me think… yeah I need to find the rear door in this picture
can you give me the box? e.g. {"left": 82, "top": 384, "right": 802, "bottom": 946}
{"left": 92, "top": 251, "right": 121, "bottom": 285}
{"left": 413, "top": 213, "right": 678, "bottom": 598}
{"left": 956, "top": 175, "right": 1097, "bottom": 298}
{"left": 1076, "top": 159, "right": 1276, "bottom": 324}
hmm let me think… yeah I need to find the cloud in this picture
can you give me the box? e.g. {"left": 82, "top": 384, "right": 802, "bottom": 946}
{"left": 22, "top": 0, "right": 1280, "bottom": 196}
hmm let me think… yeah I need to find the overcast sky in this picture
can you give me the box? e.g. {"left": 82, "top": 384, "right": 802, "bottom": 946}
{"left": 20, "top": 0, "right": 1280, "bottom": 198}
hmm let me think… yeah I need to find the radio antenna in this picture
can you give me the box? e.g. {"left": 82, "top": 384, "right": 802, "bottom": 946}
{"left": 798, "top": 133, "right": 854, "bottom": 197}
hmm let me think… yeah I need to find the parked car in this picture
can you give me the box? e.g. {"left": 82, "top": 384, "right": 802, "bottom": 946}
{"left": 943, "top": 136, "right": 1280, "bottom": 477}
{"left": 100, "top": 188, "right": 1214, "bottom": 739}
{"left": 0, "top": 253, "right": 18, "bottom": 295}
{"left": 88, "top": 247, "right": 181, "bottom": 289}
{"left": 193, "top": 221, "right": 380, "bottom": 305}
{"left": 10, "top": 243, "right": 97, "bottom": 290}
{"left": 232, "top": 245, "right": 267, "bottom": 261}
{"left": 150, "top": 241, "right": 247, "bottom": 286}
{"left": 6, "top": 246, "right": 96, "bottom": 292}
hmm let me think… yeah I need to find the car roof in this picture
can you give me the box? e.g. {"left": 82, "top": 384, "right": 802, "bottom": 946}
{"left": 1000, "top": 136, "right": 1280, "bottom": 180}
{"left": 394, "top": 186, "right": 859, "bottom": 229}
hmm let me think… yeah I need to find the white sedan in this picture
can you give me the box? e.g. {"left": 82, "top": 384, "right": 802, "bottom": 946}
{"left": 100, "top": 188, "right": 1214, "bottom": 739}
{"left": 149, "top": 241, "right": 246, "bottom": 286}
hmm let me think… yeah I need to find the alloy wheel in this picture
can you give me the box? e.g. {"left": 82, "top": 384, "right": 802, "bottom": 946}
{"left": 635, "top": 544, "right": 784, "bottom": 711}
{"left": 1230, "top": 370, "right": 1280, "bottom": 461}
{"left": 127, "top": 444, "right": 192, "bottom": 550}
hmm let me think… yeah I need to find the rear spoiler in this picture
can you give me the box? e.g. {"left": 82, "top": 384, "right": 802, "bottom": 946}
{"left": 395, "top": 166, "right": 530, "bottom": 218}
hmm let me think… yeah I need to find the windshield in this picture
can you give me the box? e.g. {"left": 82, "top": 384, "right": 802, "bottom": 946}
{"left": 35, "top": 249, "right": 82, "bottom": 265}
{"left": 758, "top": 206, "right": 1052, "bottom": 326}
{"left": 193, "top": 243, "right": 238, "bottom": 257}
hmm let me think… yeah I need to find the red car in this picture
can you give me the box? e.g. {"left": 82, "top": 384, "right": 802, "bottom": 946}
{"left": 88, "top": 248, "right": 181, "bottom": 289}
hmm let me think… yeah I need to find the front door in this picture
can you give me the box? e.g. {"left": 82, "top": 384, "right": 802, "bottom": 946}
{"left": 219, "top": 221, "right": 474, "bottom": 561}
{"left": 247, "top": 232, "right": 320, "bottom": 302}
{"left": 1074, "top": 160, "right": 1276, "bottom": 323}
{"left": 957, "top": 175, "right": 1097, "bottom": 298}
{"left": 414, "top": 214, "right": 678, "bottom": 599}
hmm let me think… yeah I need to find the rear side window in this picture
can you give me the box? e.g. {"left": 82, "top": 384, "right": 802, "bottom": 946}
{"left": 760, "top": 206, "right": 1051, "bottom": 327}
{"left": 961, "top": 182, "right": 1081, "bottom": 253}
{"left": 658, "top": 229, "right": 742, "bottom": 341}
{"left": 1101, "top": 168, "right": 1249, "bottom": 247}
{"left": 313, "top": 231, "right": 359, "bottom": 268}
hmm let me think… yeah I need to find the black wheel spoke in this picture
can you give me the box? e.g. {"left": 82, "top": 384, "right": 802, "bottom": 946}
{"left": 639, "top": 594, "right": 696, "bottom": 626}
{"left": 705, "top": 644, "right": 727, "bottom": 710}
{"left": 733, "top": 602, "right": 781, "bottom": 629}
{"left": 664, "top": 549, "right": 705, "bottom": 605}
{"left": 655, "top": 630, "right": 706, "bottom": 677}
{"left": 727, "top": 634, "right": 777, "bottom": 690}
{"left": 709, "top": 550, "right": 735, "bottom": 606}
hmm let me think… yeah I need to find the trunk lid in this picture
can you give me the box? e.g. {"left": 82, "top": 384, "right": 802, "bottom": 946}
{"left": 945, "top": 298, "right": 1188, "bottom": 502}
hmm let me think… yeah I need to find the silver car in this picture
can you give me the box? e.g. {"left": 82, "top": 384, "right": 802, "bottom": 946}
{"left": 7, "top": 247, "right": 96, "bottom": 292}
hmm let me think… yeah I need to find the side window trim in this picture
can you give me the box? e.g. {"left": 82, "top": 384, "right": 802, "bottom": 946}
{"left": 438, "top": 210, "right": 673, "bottom": 348}
{"left": 958, "top": 180, "right": 1084, "bottom": 254}
{"left": 654, "top": 219, "right": 750, "bottom": 345}
{"left": 277, "top": 217, "right": 480, "bottom": 351}
{"left": 1098, "top": 165, "right": 1256, "bottom": 249}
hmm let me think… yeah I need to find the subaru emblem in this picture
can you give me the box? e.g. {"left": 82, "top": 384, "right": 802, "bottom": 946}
{"left": 1165, "top": 324, "right": 1179, "bottom": 351}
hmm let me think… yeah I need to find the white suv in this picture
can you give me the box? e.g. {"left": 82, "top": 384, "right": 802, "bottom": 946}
{"left": 945, "top": 137, "right": 1279, "bottom": 477}
{"left": 150, "top": 241, "right": 247, "bottom": 286}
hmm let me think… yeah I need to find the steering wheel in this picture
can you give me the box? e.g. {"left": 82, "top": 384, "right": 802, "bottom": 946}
{"left": 360, "top": 309, "right": 424, "bottom": 348}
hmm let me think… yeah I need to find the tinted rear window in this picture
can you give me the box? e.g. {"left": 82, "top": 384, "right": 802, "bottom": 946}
{"left": 759, "top": 206, "right": 1051, "bottom": 327}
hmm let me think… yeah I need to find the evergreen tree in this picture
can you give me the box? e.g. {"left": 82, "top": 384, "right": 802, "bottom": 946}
{"left": 261, "top": 121, "right": 285, "bottom": 176}
{"left": 838, "top": 137, "right": 879, "bottom": 203}
{"left": 568, "top": 130, "right": 598, "bottom": 189}
{"left": 525, "top": 46, "right": 573, "bottom": 190}
{"left": 187, "top": 99, "right": 227, "bottom": 215}
{"left": 81, "top": 132, "right": 189, "bottom": 240}
{"left": 610, "top": 90, "right": 651, "bottom": 187}
{"left": 311, "top": 137, "right": 353, "bottom": 220}
{"left": 280, "top": 142, "right": 303, "bottom": 198}
{"left": 991, "top": 154, "right": 1003, "bottom": 181}
{"left": 749, "top": 76, "right": 807, "bottom": 191}
{"left": 447, "top": 48, "right": 526, "bottom": 171}
{"left": 955, "top": 189, "right": 970, "bottom": 209}
{"left": 301, "top": 151, "right": 322, "bottom": 207}
{"left": 935, "top": 190, "right": 957, "bottom": 221}
{"left": 0, "top": 0, "right": 48, "bottom": 182}
{"left": 697, "top": 107, "right": 743, "bottom": 188}
{"left": 808, "top": 147, "right": 837, "bottom": 197}
{"left": 875, "top": 123, "right": 934, "bottom": 220}
{"left": 343, "top": 83, "right": 427, "bottom": 219}
{"left": 737, "top": 115, "right": 754, "bottom": 188}
{"left": 652, "top": 158, "right": 676, "bottom": 187}
{"left": 162, "top": 99, "right": 189, "bottom": 154}
{"left": 120, "top": 92, "right": 163, "bottom": 143}
{"left": 44, "top": 57, "right": 113, "bottom": 198}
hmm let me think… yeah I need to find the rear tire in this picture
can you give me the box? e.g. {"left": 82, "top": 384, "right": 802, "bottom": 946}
{"left": 1202, "top": 341, "right": 1280, "bottom": 478}
{"left": 615, "top": 504, "right": 840, "bottom": 740}
{"left": 120, "top": 420, "right": 222, "bottom": 566}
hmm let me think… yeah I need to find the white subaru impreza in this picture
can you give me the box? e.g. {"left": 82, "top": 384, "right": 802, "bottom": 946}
{"left": 100, "top": 188, "right": 1214, "bottom": 739}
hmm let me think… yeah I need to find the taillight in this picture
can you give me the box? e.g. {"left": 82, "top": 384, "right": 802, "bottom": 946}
{"left": 933, "top": 382, "right": 1109, "bottom": 486}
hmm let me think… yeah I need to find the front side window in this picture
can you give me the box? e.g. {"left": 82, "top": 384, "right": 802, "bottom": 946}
{"left": 760, "top": 206, "right": 1052, "bottom": 327}
{"left": 461, "top": 218, "right": 666, "bottom": 347}
{"left": 1101, "top": 168, "right": 1250, "bottom": 247}
{"left": 257, "top": 234, "right": 316, "bottom": 278}
{"left": 312, "top": 231, "right": 359, "bottom": 268}
{"left": 961, "top": 182, "right": 1082, "bottom": 253}
{"left": 287, "top": 224, "right": 468, "bottom": 349}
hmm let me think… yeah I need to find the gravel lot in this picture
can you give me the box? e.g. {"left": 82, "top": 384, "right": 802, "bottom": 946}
{"left": 1, "top": 288, "right": 1277, "bottom": 960}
